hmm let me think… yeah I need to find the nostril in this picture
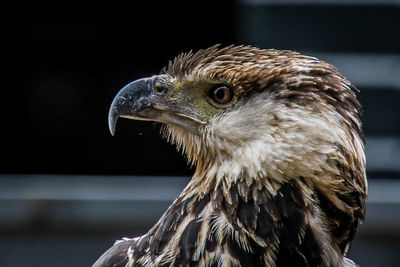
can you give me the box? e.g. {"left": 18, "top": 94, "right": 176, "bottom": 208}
{"left": 154, "top": 84, "right": 167, "bottom": 94}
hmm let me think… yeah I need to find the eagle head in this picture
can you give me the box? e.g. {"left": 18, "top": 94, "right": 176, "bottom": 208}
{"left": 109, "top": 45, "right": 365, "bottom": 193}
{"left": 106, "top": 45, "right": 367, "bottom": 266}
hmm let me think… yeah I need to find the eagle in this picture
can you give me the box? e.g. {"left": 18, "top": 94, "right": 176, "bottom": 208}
{"left": 94, "top": 45, "right": 367, "bottom": 267}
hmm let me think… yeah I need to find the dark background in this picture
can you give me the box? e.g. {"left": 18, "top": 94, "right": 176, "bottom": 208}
{"left": 3, "top": 1, "right": 237, "bottom": 176}
{"left": 2, "top": 1, "right": 400, "bottom": 266}
{"left": 2, "top": 1, "right": 400, "bottom": 176}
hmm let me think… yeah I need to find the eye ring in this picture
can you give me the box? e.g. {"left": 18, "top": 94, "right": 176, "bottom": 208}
{"left": 208, "top": 85, "right": 234, "bottom": 105}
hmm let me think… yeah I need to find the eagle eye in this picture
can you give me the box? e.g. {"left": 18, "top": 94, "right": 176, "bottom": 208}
{"left": 208, "top": 85, "right": 233, "bottom": 105}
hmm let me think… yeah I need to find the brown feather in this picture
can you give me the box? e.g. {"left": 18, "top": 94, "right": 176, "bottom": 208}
{"left": 96, "top": 45, "right": 366, "bottom": 267}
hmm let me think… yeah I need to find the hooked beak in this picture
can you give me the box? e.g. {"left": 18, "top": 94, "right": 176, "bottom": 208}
{"left": 108, "top": 76, "right": 206, "bottom": 135}
{"left": 108, "top": 78, "right": 154, "bottom": 136}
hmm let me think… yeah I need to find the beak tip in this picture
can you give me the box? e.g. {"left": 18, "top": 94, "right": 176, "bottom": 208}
{"left": 110, "top": 127, "right": 115, "bottom": 136}
{"left": 108, "top": 107, "right": 119, "bottom": 136}
{"left": 109, "top": 119, "right": 117, "bottom": 136}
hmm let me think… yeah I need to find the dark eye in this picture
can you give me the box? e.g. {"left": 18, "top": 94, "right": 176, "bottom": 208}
{"left": 208, "top": 85, "right": 233, "bottom": 105}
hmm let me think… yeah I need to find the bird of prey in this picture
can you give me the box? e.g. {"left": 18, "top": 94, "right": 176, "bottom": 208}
{"left": 94, "top": 45, "right": 367, "bottom": 267}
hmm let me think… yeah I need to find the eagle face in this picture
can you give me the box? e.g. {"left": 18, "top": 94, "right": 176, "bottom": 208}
{"left": 104, "top": 45, "right": 367, "bottom": 267}
{"left": 109, "top": 45, "right": 365, "bottom": 187}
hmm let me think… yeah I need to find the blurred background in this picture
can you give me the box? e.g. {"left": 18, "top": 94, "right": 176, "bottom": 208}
{"left": 2, "top": 0, "right": 400, "bottom": 266}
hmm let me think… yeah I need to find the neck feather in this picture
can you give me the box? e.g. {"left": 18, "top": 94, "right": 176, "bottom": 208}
{"left": 136, "top": 171, "right": 345, "bottom": 266}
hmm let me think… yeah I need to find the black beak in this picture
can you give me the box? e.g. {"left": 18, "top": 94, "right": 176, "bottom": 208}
{"left": 108, "top": 76, "right": 207, "bottom": 136}
{"left": 108, "top": 78, "right": 154, "bottom": 136}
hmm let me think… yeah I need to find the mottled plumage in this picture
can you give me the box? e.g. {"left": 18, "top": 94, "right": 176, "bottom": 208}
{"left": 95, "top": 45, "right": 367, "bottom": 267}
